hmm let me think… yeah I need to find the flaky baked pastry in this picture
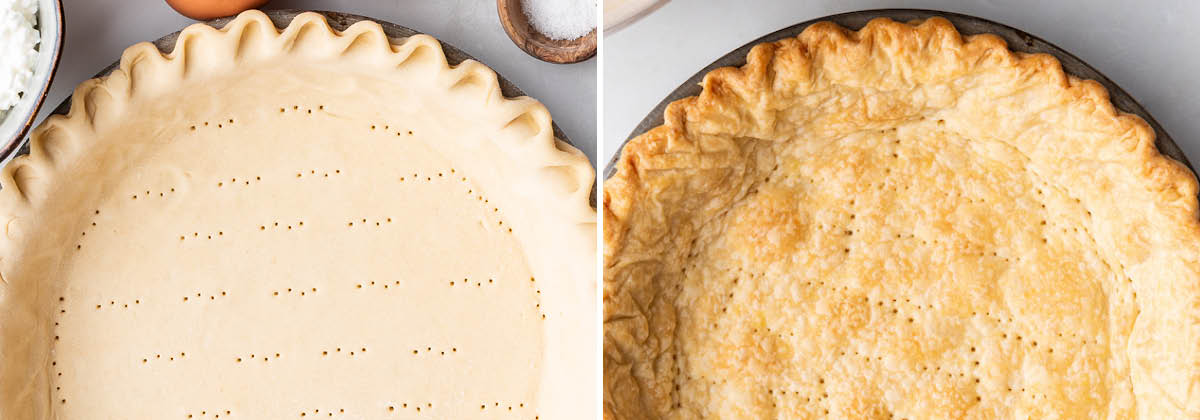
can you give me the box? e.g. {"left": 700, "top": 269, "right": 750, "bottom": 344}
{"left": 0, "top": 11, "right": 596, "bottom": 419}
{"left": 604, "top": 17, "right": 1199, "bottom": 419}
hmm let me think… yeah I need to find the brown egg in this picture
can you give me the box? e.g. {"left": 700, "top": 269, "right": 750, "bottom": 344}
{"left": 164, "top": 0, "right": 271, "bottom": 20}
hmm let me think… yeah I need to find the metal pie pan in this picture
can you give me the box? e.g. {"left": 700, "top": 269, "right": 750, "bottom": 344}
{"left": 604, "top": 9, "right": 1189, "bottom": 182}
{"left": 16, "top": 9, "right": 572, "bottom": 159}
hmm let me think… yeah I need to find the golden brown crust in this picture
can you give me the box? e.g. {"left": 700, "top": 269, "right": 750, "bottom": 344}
{"left": 604, "top": 17, "right": 1199, "bottom": 419}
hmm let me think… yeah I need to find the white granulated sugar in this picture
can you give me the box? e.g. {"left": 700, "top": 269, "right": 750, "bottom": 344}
{"left": 522, "top": 0, "right": 596, "bottom": 41}
{"left": 0, "top": 0, "right": 40, "bottom": 112}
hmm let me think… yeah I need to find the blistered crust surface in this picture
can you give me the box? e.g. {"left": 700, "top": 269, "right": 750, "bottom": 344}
{"left": 603, "top": 18, "right": 1200, "bottom": 420}
{"left": 0, "top": 10, "right": 596, "bottom": 419}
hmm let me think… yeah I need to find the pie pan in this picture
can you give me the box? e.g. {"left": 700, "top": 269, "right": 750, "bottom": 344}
{"left": 0, "top": 8, "right": 596, "bottom": 418}
{"left": 603, "top": 9, "right": 1190, "bottom": 180}
{"left": 602, "top": 9, "right": 1198, "bottom": 418}
{"left": 17, "top": 9, "right": 572, "bottom": 160}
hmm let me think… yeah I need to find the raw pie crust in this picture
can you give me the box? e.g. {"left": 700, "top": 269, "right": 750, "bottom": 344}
{"left": 0, "top": 11, "right": 596, "bottom": 419}
{"left": 604, "top": 18, "right": 1199, "bottom": 419}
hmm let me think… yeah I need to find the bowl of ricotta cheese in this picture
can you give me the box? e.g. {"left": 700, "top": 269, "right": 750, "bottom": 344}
{"left": 0, "top": 0, "right": 63, "bottom": 165}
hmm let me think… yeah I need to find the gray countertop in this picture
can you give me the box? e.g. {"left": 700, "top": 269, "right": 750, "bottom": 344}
{"left": 603, "top": 0, "right": 1200, "bottom": 166}
{"left": 39, "top": 0, "right": 598, "bottom": 166}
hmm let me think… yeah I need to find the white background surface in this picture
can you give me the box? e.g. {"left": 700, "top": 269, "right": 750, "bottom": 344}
{"left": 603, "top": 0, "right": 1200, "bottom": 168}
{"left": 38, "top": 0, "right": 598, "bottom": 165}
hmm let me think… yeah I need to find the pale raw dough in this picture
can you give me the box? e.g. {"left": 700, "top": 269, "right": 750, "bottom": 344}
{"left": 0, "top": 11, "right": 596, "bottom": 419}
{"left": 604, "top": 18, "right": 1200, "bottom": 419}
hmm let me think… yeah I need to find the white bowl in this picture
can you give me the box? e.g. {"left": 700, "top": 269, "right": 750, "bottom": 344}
{"left": 0, "top": 0, "right": 64, "bottom": 165}
{"left": 604, "top": 0, "right": 668, "bottom": 34}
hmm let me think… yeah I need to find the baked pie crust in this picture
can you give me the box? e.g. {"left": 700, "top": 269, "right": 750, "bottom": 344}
{"left": 603, "top": 17, "right": 1199, "bottom": 419}
{"left": 0, "top": 11, "right": 596, "bottom": 419}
